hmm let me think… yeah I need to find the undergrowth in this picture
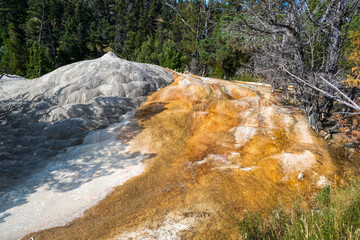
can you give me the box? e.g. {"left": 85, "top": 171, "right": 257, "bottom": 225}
{"left": 230, "top": 74, "right": 259, "bottom": 82}
{"left": 238, "top": 182, "right": 360, "bottom": 239}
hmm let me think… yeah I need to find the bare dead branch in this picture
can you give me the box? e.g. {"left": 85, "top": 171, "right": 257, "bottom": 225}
{"left": 319, "top": 76, "right": 360, "bottom": 111}
{"left": 283, "top": 67, "right": 360, "bottom": 111}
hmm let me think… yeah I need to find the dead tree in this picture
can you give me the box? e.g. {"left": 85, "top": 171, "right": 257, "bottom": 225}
{"left": 228, "top": 0, "right": 360, "bottom": 132}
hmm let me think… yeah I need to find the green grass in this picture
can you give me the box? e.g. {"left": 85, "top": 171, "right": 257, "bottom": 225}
{"left": 238, "top": 182, "right": 360, "bottom": 239}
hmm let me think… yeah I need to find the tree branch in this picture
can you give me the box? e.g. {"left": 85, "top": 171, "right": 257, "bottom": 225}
{"left": 238, "top": 15, "right": 285, "bottom": 35}
{"left": 283, "top": 67, "right": 360, "bottom": 111}
{"left": 319, "top": 76, "right": 360, "bottom": 111}
{"left": 165, "top": 1, "right": 196, "bottom": 35}
{"left": 301, "top": 0, "right": 336, "bottom": 35}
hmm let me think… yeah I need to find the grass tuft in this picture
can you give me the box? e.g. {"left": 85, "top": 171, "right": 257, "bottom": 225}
{"left": 238, "top": 182, "right": 360, "bottom": 239}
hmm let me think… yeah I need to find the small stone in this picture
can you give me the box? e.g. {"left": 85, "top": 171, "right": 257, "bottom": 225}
{"left": 298, "top": 173, "right": 304, "bottom": 179}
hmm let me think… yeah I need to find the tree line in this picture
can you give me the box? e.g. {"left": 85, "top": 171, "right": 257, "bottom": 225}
{"left": 0, "top": 0, "right": 243, "bottom": 79}
{"left": 0, "top": 0, "right": 359, "bottom": 145}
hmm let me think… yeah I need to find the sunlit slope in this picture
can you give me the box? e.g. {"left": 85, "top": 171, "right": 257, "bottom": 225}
{"left": 27, "top": 72, "right": 354, "bottom": 239}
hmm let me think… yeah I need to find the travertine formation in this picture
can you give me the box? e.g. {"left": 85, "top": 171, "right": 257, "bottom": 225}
{"left": 25, "top": 72, "right": 354, "bottom": 239}
{"left": 0, "top": 52, "right": 173, "bottom": 191}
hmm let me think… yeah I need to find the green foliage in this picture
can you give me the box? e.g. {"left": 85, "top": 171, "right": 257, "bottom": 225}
{"left": 239, "top": 210, "right": 289, "bottom": 239}
{"left": 0, "top": 45, "right": 4, "bottom": 62}
{"left": 0, "top": 0, "right": 243, "bottom": 78}
{"left": 0, "top": 23, "right": 27, "bottom": 75}
{"left": 87, "top": 21, "right": 102, "bottom": 57}
{"left": 238, "top": 182, "right": 360, "bottom": 239}
{"left": 58, "top": 17, "right": 78, "bottom": 64}
{"left": 26, "top": 42, "right": 42, "bottom": 78}
{"left": 0, "top": 25, "right": 4, "bottom": 62}
{"left": 158, "top": 41, "right": 188, "bottom": 72}
{"left": 58, "top": 9, "right": 89, "bottom": 65}
{"left": 136, "top": 35, "right": 160, "bottom": 64}
{"left": 316, "top": 184, "right": 331, "bottom": 207}
{"left": 344, "top": 31, "right": 360, "bottom": 88}
{"left": 231, "top": 74, "right": 259, "bottom": 82}
{"left": 199, "top": 17, "right": 250, "bottom": 79}
{"left": 26, "top": 42, "right": 53, "bottom": 79}
{"left": 0, "top": 0, "right": 27, "bottom": 35}
{"left": 26, "top": 0, "right": 48, "bottom": 43}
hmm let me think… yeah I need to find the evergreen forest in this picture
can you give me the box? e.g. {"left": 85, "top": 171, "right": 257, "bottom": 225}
{"left": 0, "top": 0, "right": 249, "bottom": 79}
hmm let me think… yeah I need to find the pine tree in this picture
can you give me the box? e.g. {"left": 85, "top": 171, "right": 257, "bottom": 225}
{"left": 58, "top": 16, "right": 79, "bottom": 64}
{"left": 0, "top": 23, "right": 27, "bottom": 76}
{"left": 88, "top": 21, "right": 102, "bottom": 57}
{"left": 0, "top": 0, "right": 27, "bottom": 35}
{"left": 158, "top": 41, "right": 187, "bottom": 71}
{"left": 0, "top": 27, "right": 5, "bottom": 62}
{"left": 27, "top": 42, "right": 42, "bottom": 78}
{"left": 26, "top": 41, "right": 53, "bottom": 78}
{"left": 136, "top": 36, "right": 156, "bottom": 63}
{"left": 57, "top": 1, "right": 93, "bottom": 65}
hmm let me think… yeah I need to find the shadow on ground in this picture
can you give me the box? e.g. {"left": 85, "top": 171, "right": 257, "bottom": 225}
{"left": 0, "top": 100, "right": 167, "bottom": 227}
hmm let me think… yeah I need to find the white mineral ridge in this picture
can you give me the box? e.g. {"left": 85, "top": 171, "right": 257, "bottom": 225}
{"left": 0, "top": 115, "right": 146, "bottom": 240}
{"left": 0, "top": 52, "right": 172, "bottom": 103}
{"left": 0, "top": 53, "right": 173, "bottom": 239}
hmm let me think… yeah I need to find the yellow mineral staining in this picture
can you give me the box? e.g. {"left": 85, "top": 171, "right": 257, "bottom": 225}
{"left": 26, "top": 72, "right": 355, "bottom": 240}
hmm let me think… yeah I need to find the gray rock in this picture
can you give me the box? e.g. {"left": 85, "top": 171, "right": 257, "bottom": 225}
{"left": 0, "top": 52, "right": 173, "bottom": 190}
